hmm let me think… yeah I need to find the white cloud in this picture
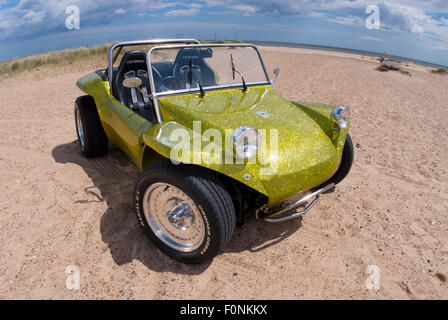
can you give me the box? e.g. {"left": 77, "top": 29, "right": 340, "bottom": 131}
{"left": 188, "top": 3, "right": 203, "bottom": 9}
{"left": 361, "top": 36, "right": 383, "bottom": 41}
{"left": 325, "top": 15, "right": 364, "bottom": 27}
{"left": 434, "top": 44, "right": 448, "bottom": 51}
{"left": 0, "top": 0, "right": 447, "bottom": 47}
{"left": 164, "top": 8, "right": 199, "bottom": 17}
{"left": 203, "top": 0, "right": 448, "bottom": 44}
{"left": 22, "top": 10, "right": 45, "bottom": 24}
{"left": 232, "top": 5, "right": 256, "bottom": 16}
{"left": 0, "top": 0, "right": 178, "bottom": 41}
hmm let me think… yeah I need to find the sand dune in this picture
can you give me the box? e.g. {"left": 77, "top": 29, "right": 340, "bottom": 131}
{"left": 0, "top": 46, "right": 447, "bottom": 299}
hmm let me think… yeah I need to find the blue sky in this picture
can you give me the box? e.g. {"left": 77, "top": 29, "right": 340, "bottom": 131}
{"left": 0, "top": 0, "right": 447, "bottom": 66}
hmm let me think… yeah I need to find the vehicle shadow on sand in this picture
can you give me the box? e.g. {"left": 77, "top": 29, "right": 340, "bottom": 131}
{"left": 52, "top": 141, "right": 301, "bottom": 275}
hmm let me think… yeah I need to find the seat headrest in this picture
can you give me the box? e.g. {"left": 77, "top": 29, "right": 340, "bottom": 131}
{"left": 174, "top": 48, "right": 202, "bottom": 67}
{"left": 117, "top": 50, "right": 147, "bottom": 72}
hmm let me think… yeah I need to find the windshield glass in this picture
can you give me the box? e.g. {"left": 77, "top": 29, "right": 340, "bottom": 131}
{"left": 149, "top": 45, "right": 269, "bottom": 94}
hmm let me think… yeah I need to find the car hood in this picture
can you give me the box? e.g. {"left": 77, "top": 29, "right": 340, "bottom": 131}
{"left": 156, "top": 85, "right": 339, "bottom": 205}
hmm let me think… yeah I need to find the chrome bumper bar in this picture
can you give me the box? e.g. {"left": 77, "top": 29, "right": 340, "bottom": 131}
{"left": 262, "top": 183, "right": 335, "bottom": 223}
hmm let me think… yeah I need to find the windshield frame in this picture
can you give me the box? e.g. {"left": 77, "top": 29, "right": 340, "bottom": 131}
{"left": 146, "top": 43, "right": 272, "bottom": 100}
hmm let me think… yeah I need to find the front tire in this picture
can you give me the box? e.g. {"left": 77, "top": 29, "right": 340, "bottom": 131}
{"left": 134, "top": 160, "right": 236, "bottom": 264}
{"left": 329, "top": 133, "right": 354, "bottom": 185}
{"left": 74, "top": 95, "right": 108, "bottom": 158}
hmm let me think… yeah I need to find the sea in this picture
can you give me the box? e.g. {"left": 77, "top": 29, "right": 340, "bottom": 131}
{"left": 249, "top": 40, "right": 447, "bottom": 69}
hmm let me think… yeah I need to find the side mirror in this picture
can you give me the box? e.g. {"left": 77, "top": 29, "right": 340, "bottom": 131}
{"left": 272, "top": 67, "right": 280, "bottom": 84}
{"left": 122, "top": 77, "right": 142, "bottom": 88}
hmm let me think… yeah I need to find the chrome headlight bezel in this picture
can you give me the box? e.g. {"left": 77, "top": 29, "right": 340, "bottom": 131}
{"left": 332, "top": 106, "right": 350, "bottom": 129}
{"left": 232, "top": 126, "right": 260, "bottom": 160}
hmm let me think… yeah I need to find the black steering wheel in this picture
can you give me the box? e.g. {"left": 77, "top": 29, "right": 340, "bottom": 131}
{"left": 151, "top": 66, "right": 162, "bottom": 91}
{"left": 160, "top": 76, "right": 181, "bottom": 91}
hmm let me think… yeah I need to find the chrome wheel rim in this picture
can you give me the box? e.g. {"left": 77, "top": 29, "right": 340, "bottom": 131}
{"left": 75, "top": 107, "right": 85, "bottom": 148}
{"left": 143, "top": 183, "right": 205, "bottom": 252}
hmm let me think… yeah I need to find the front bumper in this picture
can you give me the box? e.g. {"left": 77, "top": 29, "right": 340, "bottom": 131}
{"left": 261, "top": 183, "right": 335, "bottom": 223}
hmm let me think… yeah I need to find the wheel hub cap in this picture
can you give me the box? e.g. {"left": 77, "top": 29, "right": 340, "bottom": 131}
{"left": 142, "top": 183, "right": 205, "bottom": 252}
{"left": 165, "top": 200, "right": 194, "bottom": 229}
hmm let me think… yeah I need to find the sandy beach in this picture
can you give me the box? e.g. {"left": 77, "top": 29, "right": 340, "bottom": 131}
{"left": 0, "top": 45, "right": 447, "bottom": 299}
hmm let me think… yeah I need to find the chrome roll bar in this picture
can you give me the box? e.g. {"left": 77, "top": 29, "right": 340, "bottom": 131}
{"left": 107, "top": 39, "right": 271, "bottom": 124}
{"left": 107, "top": 39, "right": 200, "bottom": 96}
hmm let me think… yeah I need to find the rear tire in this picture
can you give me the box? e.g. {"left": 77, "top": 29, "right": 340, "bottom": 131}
{"left": 134, "top": 160, "right": 236, "bottom": 264}
{"left": 74, "top": 95, "right": 108, "bottom": 158}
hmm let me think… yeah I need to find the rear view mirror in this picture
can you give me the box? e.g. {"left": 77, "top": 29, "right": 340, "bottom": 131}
{"left": 272, "top": 67, "right": 280, "bottom": 84}
{"left": 122, "top": 76, "right": 152, "bottom": 101}
{"left": 122, "top": 77, "right": 142, "bottom": 88}
{"left": 200, "top": 48, "right": 213, "bottom": 58}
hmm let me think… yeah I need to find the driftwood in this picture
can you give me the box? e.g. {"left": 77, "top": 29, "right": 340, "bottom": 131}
{"left": 380, "top": 60, "right": 400, "bottom": 70}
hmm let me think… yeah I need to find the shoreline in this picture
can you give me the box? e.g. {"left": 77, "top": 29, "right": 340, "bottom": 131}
{"left": 248, "top": 40, "right": 448, "bottom": 69}
{"left": 1, "top": 40, "right": 446, "bottom": 71}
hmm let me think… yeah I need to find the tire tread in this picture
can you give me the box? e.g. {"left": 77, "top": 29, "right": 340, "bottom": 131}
{"left": 75, "top": 95, "right": 108, "bottom": 158}
{"left": 135, "top": 159, "right": 236, "bottom": 263}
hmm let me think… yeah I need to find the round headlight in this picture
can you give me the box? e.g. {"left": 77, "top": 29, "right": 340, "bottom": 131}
{"left": 232, "top": 126, "right": 260, "bottom": 159}
{"left": 332, "top": 106, "right": 350, "bottom": 129}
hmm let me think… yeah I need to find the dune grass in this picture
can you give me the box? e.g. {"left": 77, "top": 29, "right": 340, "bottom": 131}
{"left": 0, "top": 44, "right": 110, "bottom": 77}
{"left": 399, "top": 69, "right": 411, "bottom": 76}
{"left": 205, "top": 40, "right": 243, "bottom": 44}
{"left": 431, "top": 67, "right": 448, "bottom": 75}
{"left": 376, "top": 62, "right": 411, "bottom": 76}
{"left": 0, "top": 40, "right": 244, "bottom": 78}
{"left": 376, "top": 65, "right": 391, "bottom": 72}
{"left": 376, "top": 64, "right": 400, "bottom": 72}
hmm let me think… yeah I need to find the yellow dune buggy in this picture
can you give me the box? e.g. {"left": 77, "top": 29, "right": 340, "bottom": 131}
{"left": 74, "top": 39, "right": 353, "bottom": 263}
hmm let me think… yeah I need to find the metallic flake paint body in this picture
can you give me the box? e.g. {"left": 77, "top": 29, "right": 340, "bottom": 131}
{"left": 76, "top": 72, "right": 350, "bottom": 207}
